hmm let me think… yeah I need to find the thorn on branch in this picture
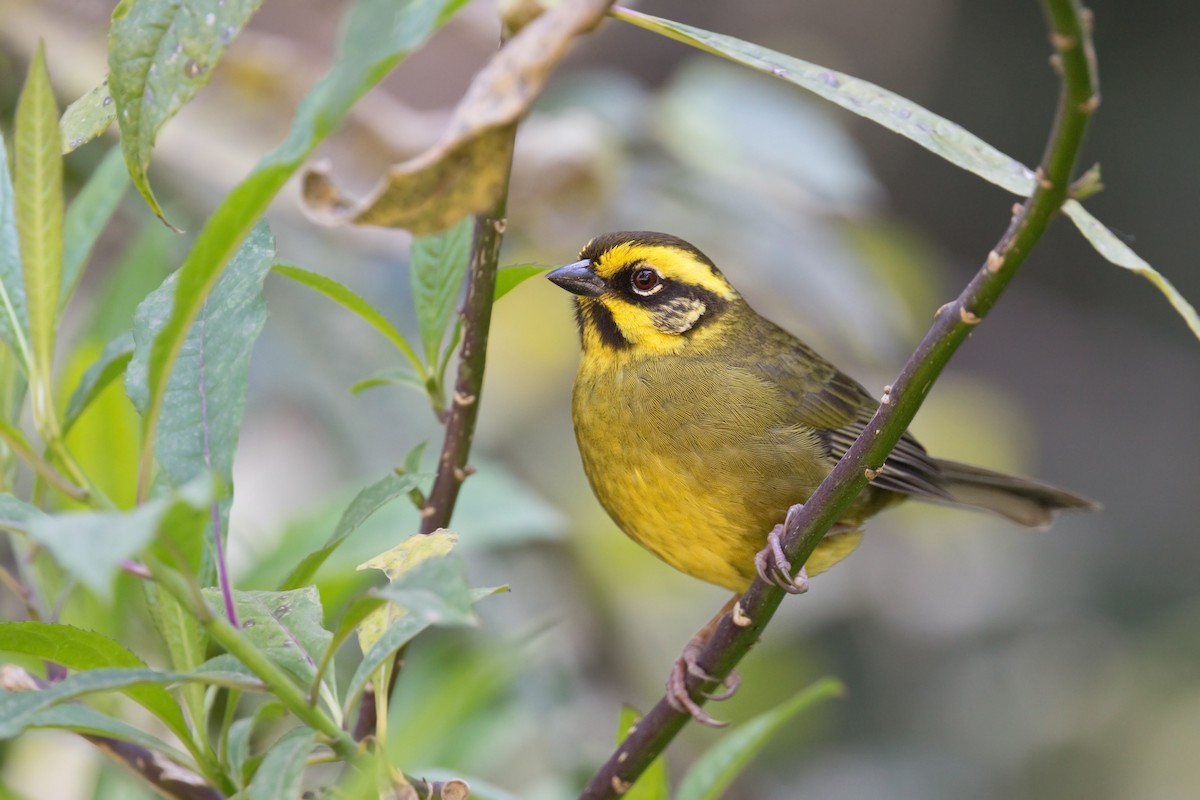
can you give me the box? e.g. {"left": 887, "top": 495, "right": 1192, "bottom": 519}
{"left": 986, "top": 250, "right": 1005, "bottom": 273}
{"left": 1050, "top": 31, "right": 1076, "bottom": 51}
{"left": 959, "top": 307, "right": 982, "bottom": 325}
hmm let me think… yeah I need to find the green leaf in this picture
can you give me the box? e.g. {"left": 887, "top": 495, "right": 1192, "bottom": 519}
{"left": 108, "top": 0, "right": 266, "bottom": 224}
{"left": 136, "top": 0, "right": 468, "bottom": 489}
{"left": 14, "top": 43, "right": 63, "bottom": 422}
{"left": 61, "top": 145, "right": 130, "bottom": 309}
{"left": 0, "top": 493, "right": 45, "bottom": 525}
{"left": 0, "top": 132, "right": 32, "bottom": 369}
{"left": 0, "top": 621, "right": 190, "bottom": 742}
{"left": 0, "top": 666, "right": 183, "bottom": 739}
{"left": 246, "top": 726, "right": 316, "bottom": 800}
{"left": 411, "top": 216, "right": 472, "bottom": 366}
{"left": 1063, "top": 202, "right": 1200, "bottom": 339}
{"left": 676, "top": 677, "right": 843, "bottom": 800}
{"left": 31, "top": 704, "right": 189, "bottom": 765}
{"left": 371, "top": 554, "right": 478, "bottom": 627}
{"left": 26, "top": 480, "right": 211, "bottom": 602}
{"left": 200, "top": 587, "right": 332, "bottom": 687}
{"left": 60, "top": 79, "right": 117, "bottom": 154}
{"left": 63, "top": 330, "right": 134, "bottom": 434}
{"left": 127, "top": 221, "right": 274, "bottom": 489}
{"left": 494, "top": 263, "right": 546, "bottom": 302}
{"left": 280, "top": 469, "right": 423, "bottom": 591}
{"left": 617, "top": 706, "right": 670, "bottom": 800}
{"left": 273, "top": 263, "right": 422, "bottom": 373}
{"left": 342, "top": 614, "right": 433, "bottom": 715}
{"left": 615, "top": 8, "right": 1198, "bottom": 343}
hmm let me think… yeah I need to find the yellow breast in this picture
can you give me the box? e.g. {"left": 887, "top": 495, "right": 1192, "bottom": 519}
{"left": 571, "top": 355, "right": 862, "bottom": 591}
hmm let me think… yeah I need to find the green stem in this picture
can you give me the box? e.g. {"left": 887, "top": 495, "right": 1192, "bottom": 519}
{"left": 146, "top": 557, "right": 362, "bottom": 764}
{"left": 0, "top": 418, "right": 87, "bottom": 502}
{"left": 581, "top": 0, "right": 1099, "bottom": 795}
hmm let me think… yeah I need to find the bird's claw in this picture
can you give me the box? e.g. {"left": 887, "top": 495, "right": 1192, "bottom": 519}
{"left": 754, "top": 506, "right": 809, "bottom": 594}
{"left": 666, "top": 644, "right": 738, "bottom": 727}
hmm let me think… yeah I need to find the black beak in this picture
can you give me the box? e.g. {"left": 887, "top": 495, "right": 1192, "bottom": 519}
{"left": 546, "top": 260, "right": 605, "bottom": 297}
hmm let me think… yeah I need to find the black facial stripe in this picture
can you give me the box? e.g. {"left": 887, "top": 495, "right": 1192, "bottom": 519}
{"left": 577, "top": 298, "right": 631, "bottom": 350}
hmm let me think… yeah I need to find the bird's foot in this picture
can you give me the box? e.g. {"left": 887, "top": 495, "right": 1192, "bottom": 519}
{"left": 666, "top": 636, "right": 739, "bottom": 728}
{"left": 754, "top": 504, "right": 809, "bottom": 594}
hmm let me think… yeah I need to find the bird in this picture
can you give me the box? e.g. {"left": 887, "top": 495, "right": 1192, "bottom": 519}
{"left": 547, "top": 230, "right": 1097, "bottom": 723}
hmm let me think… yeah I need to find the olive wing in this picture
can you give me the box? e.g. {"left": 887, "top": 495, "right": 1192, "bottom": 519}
{"left": 748, "top": 323, "right": 952, "bottom": 502}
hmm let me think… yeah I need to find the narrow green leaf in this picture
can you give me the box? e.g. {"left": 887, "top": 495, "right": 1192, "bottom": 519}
{"left": 0, "top": 132, "right": 32, "bottom": 369}
{"left": 0, "top": 493, "right": 45, "bottom": 525}
{"left": 342, "top": 614, "right": 433, "bottom": 715}
{"left": 127, "top": 221, "right": 274, "bottom": 491}
{"left": 0, "top": 667, "right": 183, "bottom": 739}
{"left": 200, "top": 587, "right": 332, "bottom": 687}
{"left": 108, "top": 0, "right": 266, "bottom": 223}
{"left": 280, "top": 469, "right": 423, "bottom": 591}
{"left": 26, "top": 480, "right": 211, "bottom": 602}
{"left": 615, "top": 9, "right": 1198, "bottom": 343}
{"left": 349, "top": 365, "right": 427, "bottom": 396}
{"left": 144, "top": 581, "right": 209, "bottom": 732}
{"left": 0, "top": 664, "right": 254, "bottom": 740}
{"left": 63, "top": 330, "right": 134, "bottom": 434}
{"left": 676, "top": 677, "right": 843, "bottom": 800}
{"left": 14, "top": 44, "right": 64, "bottom": 424}
{"left": 31, "top": 704, "right": 190, "bottom": 765}
{"left": 246, "top": 726, "right": 316, "bottom": 800}
{"left": 272, "top": 263, "right": 423, "bottom": 373}
{"left": 614, "top": 9, "right": 1035, "bottom": 196}
{"left": 1063, "top": 201, "right": 1200, "bottom": 339}
{"left": 617, "top": 706, "right": 670, "bottom": 800}
{"left": 410, "top": 216, "right": 472, "bottom": 366}
{"left": 494, "top": 264, "right": 546, "bottom": 302}
{"left": 60, "top": 79, "right": 116, "bottom": 154}
{"left": 311, "top": 594, "right": 386, "bottom": 698}
{"left": 226, "top": 702, "right": 286, "bottom": 788}
{"left": 136, "top": 0, "right": 468, "bottom": 491}
{"left": 61, "top": 145, "right": 130, "bottom": 308}
{"left": 0, "top": 621, "right": 190, "bottom": 742}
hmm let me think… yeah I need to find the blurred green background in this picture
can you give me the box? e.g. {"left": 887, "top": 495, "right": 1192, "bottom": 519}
{"left": 2, "top": 1, "right": 1198, "bottom": 798}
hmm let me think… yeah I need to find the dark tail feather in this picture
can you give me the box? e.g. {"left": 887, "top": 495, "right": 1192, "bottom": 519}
{"left": 932, "top": 458, "right": 1099, "bottom": 529}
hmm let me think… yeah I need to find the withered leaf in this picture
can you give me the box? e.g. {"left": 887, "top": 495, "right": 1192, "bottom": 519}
{"left": 301, "top": 0, "right": 616, "bottom": 234}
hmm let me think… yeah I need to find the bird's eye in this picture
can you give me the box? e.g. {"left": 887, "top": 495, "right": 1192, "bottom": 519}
{"left": 631, "top": 267, "right": 662, "bottom": 295}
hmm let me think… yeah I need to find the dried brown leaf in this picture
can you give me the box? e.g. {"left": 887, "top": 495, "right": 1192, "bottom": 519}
{"left": 300, "top": 0, "right": 615, "bottom": 234}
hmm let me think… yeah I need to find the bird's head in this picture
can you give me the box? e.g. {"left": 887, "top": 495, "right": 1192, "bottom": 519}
{"left": 547, "top": 231, "right": 742, "bottom": 356}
